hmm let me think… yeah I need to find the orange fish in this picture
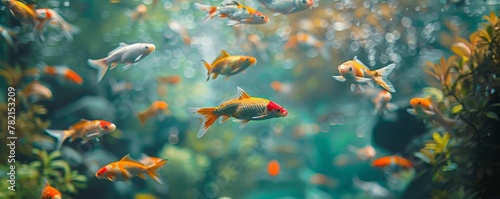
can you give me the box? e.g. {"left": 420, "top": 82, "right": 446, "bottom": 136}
{"left": 45, "top": 119, "right": 116, "bottom": 150}
{"left": 372, "top": 156, "right": 413, "bottom": 168}
{"left": 189, "top": 87, "right": 288, "bottom": 138}
{"left": 3, "top": 0, "right": 37, "bottom": 27}
{"left": 332, "top": 56, "right": 396, "bottom": 93}
{"left": 373, "top": 90, "right": 398, "bottom": 115}
{"left": 130, "top": 4, "right": 148, "bottom": 23}
{"left": 202, "top": 50, "right": 257, "bottom": 81}
{"left": 44, "top": 66, "right": 83, "bottom": 85}
{"left": 137, "top": 101, "right": 168, "bottom": 126}
{"left": 267, "top": 159, "right": 280, "bottom": 176}
{"left": 95, "top": 154, "right": 167, "bottom": 184}
{"left": 194, "top": 1, "right": 269, "bottom": 26}
{"left": 348, "top": 145, "right": 376, "bottom": 160}
{"left": 407, "top": 98, "right": 458, "bottom": 134}
{"left": 40, "top": 179, "right": 62, "bottom": 199}
{"left": 19, "top": 80, "right": 52, "bottom": 103}
{"left": 157, "top": 75, "right": 182, "bottom": 85}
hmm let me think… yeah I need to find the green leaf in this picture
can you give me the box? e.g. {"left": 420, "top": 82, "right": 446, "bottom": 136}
{"left": 73, "top": 174, "right": 88, "bottom": 182}
{"left": 451, "top": 104, "right": 463, "bottom": 114}
{"left": 50, "top": 160, "right": 70, "bottom": 174}
{"left": 486, "top": 112, "right": 499, "bottom": 121}
{"left": 48, "top": 151, "right": 62, "bottom": 161}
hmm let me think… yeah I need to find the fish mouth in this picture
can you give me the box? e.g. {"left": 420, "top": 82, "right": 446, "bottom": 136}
{"left": 282, "top": 110, "right": 288, "bottom": 117}
{"left": 148, "top": 44, "right": 156, "bottom": 53}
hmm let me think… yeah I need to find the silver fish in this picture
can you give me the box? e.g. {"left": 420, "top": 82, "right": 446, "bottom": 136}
{"left": 87, "top": 42, "right": 156, "bottom": 82}
{"left": 257, "top": 0, "right": 314, "bottom": 15}
{"left": 194, "top": 1, "right": 269, "bottom": 26}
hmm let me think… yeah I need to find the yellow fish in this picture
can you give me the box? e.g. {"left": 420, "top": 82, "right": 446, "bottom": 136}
{"left": 202, "top": 50, "right": 256, "bottom": 81}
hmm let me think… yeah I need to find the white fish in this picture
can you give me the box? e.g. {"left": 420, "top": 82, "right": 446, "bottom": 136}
{"left": 87, "top": 42, "right": 156, "bottom": 82}
{"left": 257, "top": 0, "right": 314, "bottom": 15}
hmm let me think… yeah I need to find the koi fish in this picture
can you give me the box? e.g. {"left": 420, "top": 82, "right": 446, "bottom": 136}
{"left": 157, "top": 75, "right": 182, "bottom": 85}
{"left": 45, "top": 119, "right": 116, "bottom": 150}
{"left": 268, "top": 159, "right": 280, "bottom": 176}
{"left": 40, "top": 179, "right": 62, "bottom": 199}
{"left": 88, "top": 42, "right": 156, "bottom": 82}
{"left": 372, "top": 156, "right": 413, "bottom": 168}
{"left": 373, "top": 90, "right": 398, "bottom": 115}
{"left": 202, "top": 50, "right": 257, "bottom": 81}
{"left": 189, "top": 87, "right": 288, "bottom": 138}
{"left": 44, "top": 65, "right": 83, "bottom": 85}
{"left": 284, "top": 33, "right": 330, "bottom": 60}
{"left": 137, "top": 101, "right": 168, "bottom": 126}
{"left": 129, "top": 4, "right": 148, "bottom": 23}
{"left": 194, "top": 1, "right": 269, "bottom": 26}
{"left": 19, "top": 80, "right": 52, "bottom": 103}
{"left": 406, "top": 98, "right": 458, "bottom": 134}
{"left": 36, "top": 8, "right": 79, "bottom": 41}
{"left": 3, "top": 0, "right": 37, "bottom": 28}
{"left": 95, "top": 154, "right": 167, "bottom": 185}
{"left": 257, "top": 0, "right": 314, "bottom": 15}
{"left": 0, "top": 25, "right": 17, "bottom": 51}
{"left": 347, "top": 144, "right": 376, "bottom": 160}
{"left": 332, "top": 56, "right": 396, "bottom": 93}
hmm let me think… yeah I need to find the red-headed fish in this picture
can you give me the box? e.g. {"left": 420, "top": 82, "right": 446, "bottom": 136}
{"left": 332, "top": 56, "right": 396, "bottom": 93}
{"left": 189, "top": 87, "right": 288, "bottom": 138}
{"left": 45, "top": 119, "right": 116, "bottom": 150}
{"left": 95, "top": 154, "right": 167, "bottom": 185}
{"left": 194, "top": 1, "right": 269, "bottom": 26}
{"left": 44, "top": 65, "right": 83, "bottom": 85}
{"left": 40, "top": 179, "right": 62, "bottom": 199}
{"left": 371, "top": 156, "right": 413, "bottom": 168}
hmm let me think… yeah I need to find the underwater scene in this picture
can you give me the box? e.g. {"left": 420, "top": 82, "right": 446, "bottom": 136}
{"left": 1, "top": 0, "right": 500, "bottom": 198}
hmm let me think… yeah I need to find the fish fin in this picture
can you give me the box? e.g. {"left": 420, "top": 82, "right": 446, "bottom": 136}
{"left": 87, "top": 59, "right": 109, "bottom": 82}
{"left": 406, "top": 108, "right": 417, "bottom": 115}
{"left": 147, "top": 159, "right": 167, "bottom": 185}
{"left": 273, "top": 13, "right": 282, "bottom": 16}
{"left": 386, "top": 103, "right": 398, "bottom": 112}
{"left": 212, "top": 73, "right": 219, "bottom": 80}
{"left": 45, "top": 129, "right": 72, "bottom": 150}
{"left": 214, "top": 50, "right": 231, "bottom": 62}
{"left": 134, "top": 54, "right": 143, "bottom": 62}
{"left": 227, "top": 20, "right": 240, "bottom": 26}
{"left": 357, "top": 84, "right": 366, "bottom": 92}
{"left": 119, "top": 154, "right": 143, "bottom": 164}
{"left": 60, "top": 21, "right": 79, "bottom": 41}
{"left": 236, "top": 87, "right": 251, "bottom": 99}
{"left": 239, "top": 120, "right": 250, "bottom": 129}
{"left": 85, "top": 131, "right": 101, "bottom": 138}
{"left": 367, "top": 80, "right": 374, "bottom": 87}
{"left": 194, "top": 3, "right": 217, "bottom": 22}
{"left": 27, "top": 4, "right": 37, "bottom": 12}
{"left": 110, "top": 62, "right": 118, "bottom": 70}
{"left": 42, "top": 178, "right": 49, "bottom": 192}
{"left": 64, "top": 69, "right": 83, "bottom": 85}
{"left": 137, "top": 112, "right": 147, "bottom": 126}
{"left": 137, "top": 173, "right": 147, "bottom": 180}
{"left": 219, "top": 115, "right": 230, "bottom": 124}
{"left": 201, "top": 60, "right": 211, "bottom": 81}
{"left": 122, "top": 63, "right": 133, "bottom": 71}
{"left": 252, "top": 113, "right": 268, "bottom": 119}
{"left": 424, "top": 110, "right": 436, "bottom": 115}
{"left": 107, "top": 176, "right": 115, "bottom": 181}
{"left": 138, "top": 153, "right": 156, "bottom": 165}
{"left": 354, "top": 77, "right": 372, "bottom": 83}
{"left": 80, "top": 138, "right": 90, "bottom": 144}
{"left": 188, "top": 107, "right": 219, "bottom": 138}
{"left": 350, "top": 84, "right": 356, "bottom": 92}
{"left": 353, "top": 56, "right": 370, "bottom": 69}
{"left": 373, "top": 104, "right": 382, "bottom": 115}
{"left": 372, "top": 63, "right": 396, "bottom": 92}
{"left": 332, "top": 76, "right": 346, "bottom": 82}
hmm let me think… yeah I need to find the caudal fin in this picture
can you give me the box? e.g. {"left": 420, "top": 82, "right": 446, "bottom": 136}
{"left": 65, "top": 70, "right": 83, "bottom": 85}
{"left": 61, "top": 22, "right": 80, "bottom": 41}
{"left": 88, "top": 59, "right": 109, "bottom": 82}
{"left": 194, "top": 3, "right": 217, "bottom": 22}
{"left": 188, "top": 107, "right": 219, "bottom": 138}
{"left": 137, "top": 112, "right": 147, "bottom": 126}
{"left": 372, "top": 63, "right": 396, "bottom": 93}
{"left": 201, "top": 60, "right": 212, "bottom": 81}
{"left": 146, "top": 159, "right": 167, "bottom": 185}
{"left": 45, "top": 129, "right": 71, "bottom": 150}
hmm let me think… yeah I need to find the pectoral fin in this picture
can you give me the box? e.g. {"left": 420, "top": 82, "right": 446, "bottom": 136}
{"left": 122, "top": 63, "right": 133, "bottom": 71}
{"left": 138, "top": 173, "right": 147, "bottom": 180}
{"left": 332, "top": 76, "right": 346, "bottom": 82}
{"left": 354, "top": 77, "right": 372, "bottom": 83}
{"left": 252, "top": 114, "right": 268, "bottom": 119}
{"left": 134, "top": 54, "right": 143, "bottom": 62}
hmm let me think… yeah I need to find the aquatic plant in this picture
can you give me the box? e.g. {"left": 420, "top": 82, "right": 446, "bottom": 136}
{"left": 415, "top": 11, "right": 500, "bottom": 198}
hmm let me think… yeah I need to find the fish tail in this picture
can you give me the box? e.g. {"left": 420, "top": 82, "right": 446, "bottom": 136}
{"left": 45, "top": 129, "right": 72, "bottom": 150}
{"left": 136, "top": 112, "right": 147, "bottom": 126}
{"left": 188, "top": 107, "right": 219, "bottom": 138}
{"left": 394, "top": 157, "right": 413, "bottom": 168}
{"left": 372, "top": 63, "right": 396, "bottom": 93}
{"left": 146, "top": 159, "right": 167, "bottom": 185}
{"left": 201, "top": 60, "right": 211, "bottom": 81}
{"left": 61, "top": 22, "right": 80, "bottom": 41}
{"left": 87, "top": 58, "right": 108, "bottom": 82}
{"left": 64, "top": 69, "right": 83, "bottom": 85}
{"left": 194, "top": 3, "right": 217, "bottom": 22}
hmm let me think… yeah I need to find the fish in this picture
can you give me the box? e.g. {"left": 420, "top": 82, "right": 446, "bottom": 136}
{"left": 332, "top": 56, "right": 396, "bottom": 93}
{"left": 189, "top": 87, "right": 288, "bottom": 138}
{"left": 157, "top": 75, "right": 182, "bottom": 85}
{"left": 202, "top": 50, "right": 257, "bottom": 81}
{"left": 270, "top": 81, "right": 293, "bottom": 95}
{"left": 283, "top": 33, "right": 330, "bottom": 60}
{"left": 136, "top": 101, "right": 168, "bottom": 126}
{"left": 44, "top": 65, "right": 83, "bottom": 85}
{"left": 110, "top": 79, "right": 133, "bottom": 94}
{"left": 0, "top": 25, "right": 17, "bottom": 51}
{"left": 194, "top": 1, "right": 269, "bottom": 26}
{"left": 257, "top": 0, "right": 314, "bottom": 15}
{"left": 36, "top": 8, "right": 80, "bottom": 41}
{"left": 2, "top": 0, "right": 37, "bottom": 28}
{"left": 352, "top": 177, "right": 394, "bottom": 199}
{"left": 347, "top": 144, "right": 376, "bottom": 160}
{"left": 87, "top": 42, "right": 156, "bottom": 82}
{"left": 95, "top": 153, "right": 167, "bottom": 185}
{"left": 40, "top": 178, "right": 62, "bottom": 199}
{"left": 19, "top": 80, "right": 53, "bottom": 103}
{"left": 373, "top": 90, "right": 398, "bottom": 115}
{"left": 129, "top": 4, "right": 148, "bottom": 23}
{"left": 371, "top": 156, "right": 413, "bottom": 169}
{"left": 45, "top": 119, "right": 117, "bottom": 150}
{"left": 267, "top": 159, "right": 280, "bottom": 176}
{"left": 167, "top": 21, "right": 191, "bottom": 45}
{"left": 406, "top": 97, "right": 459, "bottom": 134}
{"left": 139, "top": 153, "right": 164, "bottom": 166}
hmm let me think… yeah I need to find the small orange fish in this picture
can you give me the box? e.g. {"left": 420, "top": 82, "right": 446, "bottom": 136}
{"left": 19, "top": 80, "right": 52, "bottom": 103}
{"left": 348, "top": 145, "right": 376, "bottom": 160}
{"left": 202, "top": 50, "right": 257, "bottom": 81}
{"left": 44, "top": 65, "right": 83, "bottom": 85}
{"left": 45, "top": 119, "right": 116, "bottom": 150}
{"left": 373, "top": 90, "right": 398, "bottom": 115}
{"left": 284, "top": 33, "right": 330, "bottom": 60}
{"left": 189, "top": 87, "right": 288, "bottom": 138}
{"left": 332, "top": 56, "right": 396, "bottom": 93}
{"left": 3, "top": 0, "right": 37, "bottom": 27}
{"left": 157, "top": 75, "right": 182, "bottom": 85}
{"left": 40, "top": 179, "right": 62, "bottom": 199}
{"left": 130, "top": 4, "right": 148, "bottom": 23}
{"left": 194, "top": 1, "right": 269, "bottom": 26}
{"left": 407, "top": 98, "right": 458, "bottom": 134}
{"left": 267, "top": 159, "right": 280, "bottom": 176}
{"left": 137, "top": 101, "right": 168, "bottom": 126}
{"left": 372, "top": 156, "right": 413, "bottom": 168}
{"left": 95, "top": 154, "right": 167, "bottom": 184}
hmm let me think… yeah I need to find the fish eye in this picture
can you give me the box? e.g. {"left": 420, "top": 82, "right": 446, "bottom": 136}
{"left": 277, "top": 109, "right": 281, "bottom": 113}
{"left": 103, "top": 125, "right": 109, "bottom": 129}
{"left": 349, "top": 67, "right": 352, "bottom": 71}
{"left": 302, "top": 0, "right": 306, "bottom": 4}
{"left": 418, "top": 102, "right": 421, "bottom": 104}
{"left": 260, "top": 16, "right": 265, "bottom": 19}
{"left": 245, "top": 58, "right": 249, "bottom": 62}
{"left": 145, "top": 46, "right": 149, "bottom": 49}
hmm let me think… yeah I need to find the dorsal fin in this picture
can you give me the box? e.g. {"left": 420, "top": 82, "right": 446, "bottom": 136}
{"left": 27, "top": 4, "right": 37, "bottom": 12}
{"left": 119, "top": 154, "right": 143, "bottom": 164}
{"left": 214, "top": 50, "right": 231, "bottom": 62}
{"left": 108, "top": 43, "right": 129, "bottom": 56}
{"left": 237, "top": 87, "right": 251, "bottom": 99}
